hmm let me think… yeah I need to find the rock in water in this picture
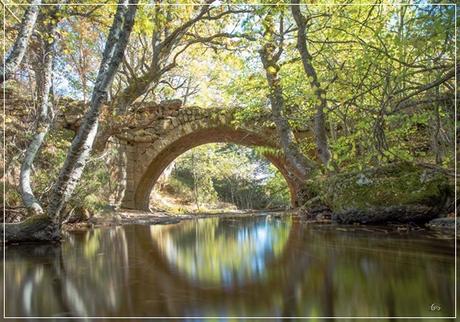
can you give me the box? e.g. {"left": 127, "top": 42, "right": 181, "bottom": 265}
{"left": 322, "top": 162, "right": 453, "bottom": 225}
{"left": 333, "top": 205, "right": 436, "bottom": 225}
{"left": 426, "top": 217, "right": 459, "bottom": 232}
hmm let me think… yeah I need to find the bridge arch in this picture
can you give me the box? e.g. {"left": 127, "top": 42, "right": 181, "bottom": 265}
{"left": 119, "top": 110, "right": 305, "bottom": 210}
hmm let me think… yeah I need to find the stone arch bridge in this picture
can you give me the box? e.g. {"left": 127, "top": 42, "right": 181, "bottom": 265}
{"left": 60, "top": 100, "right": 312, "bottom": 210}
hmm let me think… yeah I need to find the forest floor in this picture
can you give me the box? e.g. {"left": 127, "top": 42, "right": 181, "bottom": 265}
{"left": 149, "top": 189, "right": 242, "bottom": 214}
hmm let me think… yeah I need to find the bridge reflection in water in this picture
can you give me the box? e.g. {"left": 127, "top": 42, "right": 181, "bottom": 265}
{"left": 149, "top": 216, "right": 292, "bottom": 287}
{"left": 2, "top": 215, "right": 455, "bottom": 318}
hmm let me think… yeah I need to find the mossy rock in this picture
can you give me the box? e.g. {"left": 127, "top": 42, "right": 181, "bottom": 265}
{"left": 324, "top": 162, "right": 452, "bottom": 211}
{"left": 319, "top": 162, "right": 453, "bottom": 224}
{"left": 333, "top": 205, "right": 438, "bottom": 224}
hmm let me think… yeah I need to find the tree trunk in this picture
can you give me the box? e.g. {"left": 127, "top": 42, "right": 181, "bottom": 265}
{"left": 259, "top": 14, "right": 316, "bottom": 180}
{"left": 192, "top": 152, "right": 200, "bottom": 211}
{"left": 47, "top": 0, "right": 138, "bottom": 222}
{"left": 1, "top": 0, "right": 41, "bottom": 83}
{"left": 291, "top": 0, "right": 331, "bottom": 167}
{"left": 19, "top": 19, "right": 57, "bottom": 216}
{"left": 2, "top": 215, "right": 60, "bottom": 243}
{"left": 432, "top": 100, "right": 443, "bottom": 165}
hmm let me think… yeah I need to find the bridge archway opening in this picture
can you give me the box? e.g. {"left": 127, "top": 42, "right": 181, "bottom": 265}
{"left": 127, "top": 127, "right": 302, "bottom": 211}
{"left": 151, "top": 143, "right": 291, "bottom": 211}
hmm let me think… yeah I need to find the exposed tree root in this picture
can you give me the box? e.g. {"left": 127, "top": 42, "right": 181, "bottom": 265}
{"left": 2, "top": 215, "right": 61, "bottom": 244}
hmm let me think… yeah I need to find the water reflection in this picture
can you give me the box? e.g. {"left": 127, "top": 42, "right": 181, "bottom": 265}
{"left": 150, "top": 216, "right": 292, "bottom": 286}
{"left": 3, "top": 227, "right": 130, "bottom": 317}
{"left": 2, "top": 215, "right": 456, "bottom": 318}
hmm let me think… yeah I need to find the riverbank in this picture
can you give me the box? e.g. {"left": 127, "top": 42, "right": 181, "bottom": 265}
{"left": 63, "top": 208, "right": 290, "bottom": 231}
{"left": 62, "top": 208, "right": 458, "bottom": 238}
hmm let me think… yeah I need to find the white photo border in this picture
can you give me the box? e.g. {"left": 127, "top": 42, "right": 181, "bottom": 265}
{"left": 2, "top": 1, "right": 457, "bottom": 320}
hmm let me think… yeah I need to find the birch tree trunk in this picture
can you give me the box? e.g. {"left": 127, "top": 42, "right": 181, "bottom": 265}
{"left": 291, "top": 0, "right": 331, "bottom": 166}
{"left": 1, "top": 0, "right": 41, "bottom": 83}
{"left": 47, "top": 0, "right": 138, "bottom": 223}
{"left": 259, "top": 14, "right": 316, "bottom": 180}
{"left": 19, "top": 18, "right": 57, "bottom": 215}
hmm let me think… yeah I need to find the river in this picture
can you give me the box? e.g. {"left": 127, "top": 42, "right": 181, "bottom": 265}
{"left": 2, "top": 214, "right": 456, "bottom": 318}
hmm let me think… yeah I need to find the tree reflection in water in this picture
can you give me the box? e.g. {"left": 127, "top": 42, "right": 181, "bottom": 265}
{"left": 150, "top": 216, "right": 292, "bottom": 286}
{"left": 2, "top": 216, "right": 455, "bottom": 318}
{"left": 3, "top": 226, "right": 130, "bottom": 317}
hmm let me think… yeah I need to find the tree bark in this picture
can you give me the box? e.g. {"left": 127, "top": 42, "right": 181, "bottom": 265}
{"left": 96, "top": 2, "right": 218, "bottom": 148}
{"left": 19, "top": 18, "right": 57, "bottom": 216}
{"left": 1, "top": 0, "right": 41, "bottom": 83}
{"left": 2, "top": 215, "right": 60, "bottom": 243}
{"left": 259, "top": 14, "right": 316, "bottom": 180}
{"left": 47, "top": 0, "right": 138, "bottom": 222}
{"left": 291, "top": 0, "right": 331, "bottom": 166}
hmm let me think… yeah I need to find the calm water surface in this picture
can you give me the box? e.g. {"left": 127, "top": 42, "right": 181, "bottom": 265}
{"left": 2, "top": 214, "right": 456, "bottom": 318}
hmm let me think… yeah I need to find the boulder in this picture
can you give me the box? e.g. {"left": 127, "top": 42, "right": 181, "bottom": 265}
{"left": 320, "top": 162, "right": 453, "bottom": 224}
{"left": 333, "top": 205, "right": 436, "bottom": 224}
